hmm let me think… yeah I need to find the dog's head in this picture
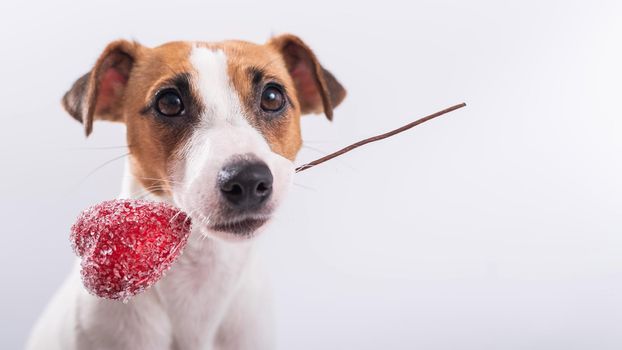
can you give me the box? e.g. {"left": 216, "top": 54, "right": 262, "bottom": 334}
{"left": 63, "top": 35, "right": 345, "bottom": 241}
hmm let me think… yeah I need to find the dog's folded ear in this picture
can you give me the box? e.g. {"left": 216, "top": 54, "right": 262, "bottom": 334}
{"left": 62, "top": 40, "right": 140, "bottom": 136}
{"left": 268, "top": 34, "right": 346, "bottom": 120}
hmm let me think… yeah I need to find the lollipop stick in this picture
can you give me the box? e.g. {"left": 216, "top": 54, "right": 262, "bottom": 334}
{"left": 295, "top": 102, "right": 467, "bottom": 173}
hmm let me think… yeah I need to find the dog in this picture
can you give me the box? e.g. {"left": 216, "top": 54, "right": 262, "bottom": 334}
{"left": 27, "top": 34, "right": 346, "bottom": 350}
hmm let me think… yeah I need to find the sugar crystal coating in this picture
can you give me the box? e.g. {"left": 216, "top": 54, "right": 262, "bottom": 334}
{"left": 70, "top": 199, "right": 191, "bottom": 301}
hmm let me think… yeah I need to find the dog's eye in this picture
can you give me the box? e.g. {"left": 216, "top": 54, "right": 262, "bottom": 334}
{"left": 260, "top": 84, "right": 285, "bottom": 113}
{"left": 156, "top": 90, "right": 184, "bottom": 117}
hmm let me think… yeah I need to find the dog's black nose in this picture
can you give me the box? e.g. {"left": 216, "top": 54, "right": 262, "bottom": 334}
{"left": 218, "top": 160, "right": 273, "bottom": 210}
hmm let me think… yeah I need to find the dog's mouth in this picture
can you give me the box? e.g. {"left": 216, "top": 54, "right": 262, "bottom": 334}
{"left": 207, "top": 216, "right": 269, "bottom": 236}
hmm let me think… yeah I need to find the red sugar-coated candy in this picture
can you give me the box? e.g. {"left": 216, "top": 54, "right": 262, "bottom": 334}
{"left": 70, "top": 199, "right": 191, "bottom": 301}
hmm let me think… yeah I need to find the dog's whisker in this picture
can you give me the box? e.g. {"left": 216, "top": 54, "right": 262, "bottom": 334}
{"left": 168, "top": 209, "right": 186, "bottom": 225}
{"left": 66, "top": 144, "right": 133, "bottom": 151}
{"left": 301, "top": 139, "right": 331, "bottom": 145}
{"left": 301, "top": 144, "right": 331, "bottom": 156}
{"left": 185, "top": 211, "right": 214, "bottom": 242}
{"left": 293, "top": 182, "right": 317, "bottom": 191}
{"left": 137, "top": 191, "right": 166, "bottom": 200}
{"left": 134, "top": 176, "right": 184, "bottom": 185}
{"left": 78, "top": 153, "right": 130, "bottom": 184}
{"left": 130, "top": 184, "right": 167, "bottom": 195}
{"left": 199, "top": 214, "right": 212, "bottom": 242}
{"left": 131, "top": 185, "right": 169, "bottom": 199}
{"left": 125, "top": 177, "right": 184, "bottom": 199}
{"left": 204, "top": 211, "right": 216, "bottom": 227}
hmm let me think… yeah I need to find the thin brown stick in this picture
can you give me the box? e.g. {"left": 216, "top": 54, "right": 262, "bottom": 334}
{"left": 295, "top": 102, "right": 466, "bottom": 173}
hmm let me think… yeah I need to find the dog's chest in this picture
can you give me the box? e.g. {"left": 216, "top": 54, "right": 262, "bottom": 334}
{"left": 155, "top": 233, "right": 253, "bottom": 348}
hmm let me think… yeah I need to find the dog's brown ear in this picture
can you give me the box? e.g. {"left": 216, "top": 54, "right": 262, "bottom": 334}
{"left": 62, "top": 40, "right": 140, "bottom": 136}
{"left": 268, "top": 34, "right": 346, "bottom": 120}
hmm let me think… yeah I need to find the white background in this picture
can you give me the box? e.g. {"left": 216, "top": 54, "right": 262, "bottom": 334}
{"left": 1, "top": 0, "right": 621, "bottom": 349}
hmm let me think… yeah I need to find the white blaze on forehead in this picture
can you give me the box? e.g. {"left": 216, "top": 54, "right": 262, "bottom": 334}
{"left": 179, "top": 45, "right": 270, "bottom": 194}
{"left": 189, "top": 46, "right": 243, "bottom": 125}
{"left": 181, "top": 45, "right": 247, "bottom": 189}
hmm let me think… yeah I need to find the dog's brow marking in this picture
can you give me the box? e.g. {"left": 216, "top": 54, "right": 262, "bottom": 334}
{"left": 189, "top": 46, "right": 243, "bottom": 125}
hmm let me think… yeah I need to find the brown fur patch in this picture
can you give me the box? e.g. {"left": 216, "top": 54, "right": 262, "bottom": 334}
{"left": 122, "top": 42, "right": 195, "bottom": 195}
{"left": 221, "top": 40, "right": 303, "bottom": 161}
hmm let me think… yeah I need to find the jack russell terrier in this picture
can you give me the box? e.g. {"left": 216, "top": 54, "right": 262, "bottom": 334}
{"left": 27, "top": 34, "right": 346, "bottom": 350}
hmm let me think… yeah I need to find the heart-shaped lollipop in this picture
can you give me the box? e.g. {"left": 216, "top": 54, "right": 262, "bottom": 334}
{"left": 71, "top": 199, "right": 191, "bottom": 301}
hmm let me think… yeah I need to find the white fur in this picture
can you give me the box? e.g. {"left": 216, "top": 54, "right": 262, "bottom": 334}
{"left": 27, "top": 46, "right": 293, "bottom": 350}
